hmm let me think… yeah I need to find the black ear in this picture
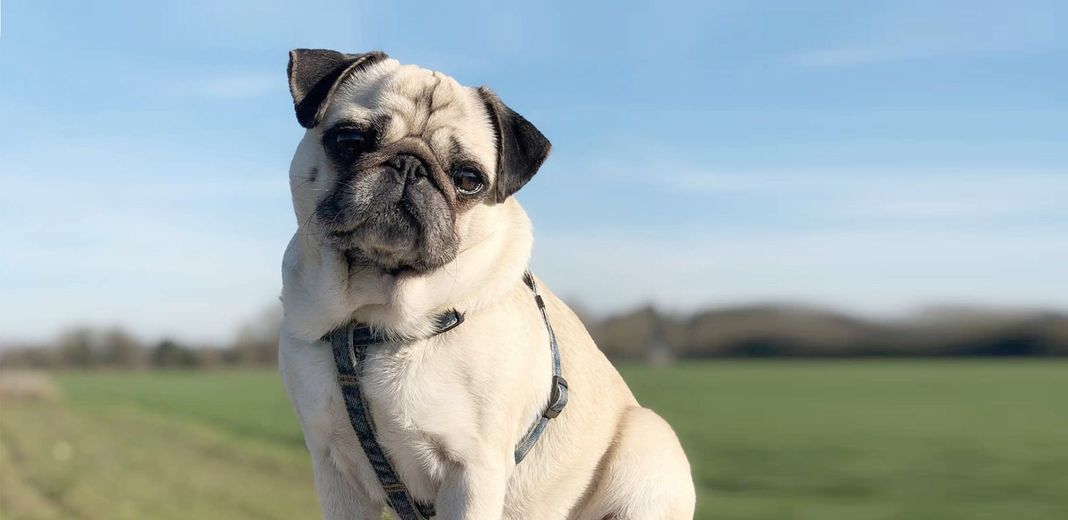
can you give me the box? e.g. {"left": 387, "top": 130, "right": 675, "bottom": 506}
{"left": 287, "top": 49, "right": 388, "bottom": 128}
{"left": 477, "top": 87, "right": 552, "bottom": 202}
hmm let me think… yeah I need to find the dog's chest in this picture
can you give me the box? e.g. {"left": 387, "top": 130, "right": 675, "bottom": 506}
{"left": 334, "top": 341, "right": 480, "bottom": 486}
{"left": 364, "top": 343, "right": 477, "bottom": 433}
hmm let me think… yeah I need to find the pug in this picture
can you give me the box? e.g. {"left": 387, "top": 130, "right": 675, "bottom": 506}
{"left": 278, "top": 49, "right": 695, "bottom": 520}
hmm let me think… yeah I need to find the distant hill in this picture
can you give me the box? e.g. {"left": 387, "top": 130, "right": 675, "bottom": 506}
{"left": 588, "top": 305, "right": 1068, "bottom": 360}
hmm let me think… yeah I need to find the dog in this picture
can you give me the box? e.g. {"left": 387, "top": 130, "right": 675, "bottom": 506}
{"left": 278, "top": 49, "right": 696, "bottom": 519}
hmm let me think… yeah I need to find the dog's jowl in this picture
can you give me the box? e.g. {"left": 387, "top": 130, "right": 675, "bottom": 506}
{"left": 278, "top": 49, "right": 696, "bottom": 520}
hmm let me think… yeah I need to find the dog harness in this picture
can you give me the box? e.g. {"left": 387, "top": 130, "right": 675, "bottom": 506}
{"left": 323, "top": 271, "right": 568, "bottom": 520}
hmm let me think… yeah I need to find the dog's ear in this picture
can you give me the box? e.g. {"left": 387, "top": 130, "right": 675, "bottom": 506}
{"left": 287, "top": 49, "right": 388, "bottom": 128}
{"left": 477, "top": 87, "right": 552, "bottom": 202}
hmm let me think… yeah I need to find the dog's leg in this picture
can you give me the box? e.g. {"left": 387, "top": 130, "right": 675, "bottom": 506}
{"left": 280, "top": 329, "right": 383, "bottom": 519}
{"left": 573, "top": 407, "right": 696, "bottom": 520}
{"left": 434, "top": 459, "right": 508, "bottom": 520}
{"left": 310, "top": 446, "right": 383, "bottom": 520}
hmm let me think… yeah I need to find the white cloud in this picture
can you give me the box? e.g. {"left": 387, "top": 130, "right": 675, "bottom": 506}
{"left": 593, "top": 161, "right": 1068, "bottom": 224}
{"left": 791, "top": 48, "right": 897, "bottom": 68}
{"left": 0, "top": 144, "right": 294, "bottom": 345}
{"left": 183, "top": 73, "right": 282, "bottom": 100}
{"left": 534, "top": 227, "right": 1068, "bottom": 319}
{"left": 788, "top": 2, "right": 1059, "bottom": 67}
{"left": 540, "top": 161, "right": 1068, "bottom": 317}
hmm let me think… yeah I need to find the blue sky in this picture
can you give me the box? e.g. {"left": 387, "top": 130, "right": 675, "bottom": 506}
{"left": 1, "top": 0, "right": 1066, "bottom": 344}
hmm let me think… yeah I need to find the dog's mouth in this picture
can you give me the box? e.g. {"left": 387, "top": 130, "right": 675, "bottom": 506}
{"left": 325, "top": 221, "right": 455, "bottom": 278}
{"left": 340, "top": 248, "right": 419, "bottom": 277}
{"left": 322, "top": 204, "right": 426, "bottom": 267}
{"left": 314, "top": 160, "right": 460, "bottom": 275}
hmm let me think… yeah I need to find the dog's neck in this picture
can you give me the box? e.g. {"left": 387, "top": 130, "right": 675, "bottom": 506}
{"left": 281, "top": 199, "right": 534, "bottom": 342}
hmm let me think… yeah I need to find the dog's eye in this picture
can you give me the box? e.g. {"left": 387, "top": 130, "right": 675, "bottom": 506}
{"left": 452, "top": 168, "right": 484, "bottom": 195}
{"left": 332, "top": 130, "right": 372, "bottom": 159}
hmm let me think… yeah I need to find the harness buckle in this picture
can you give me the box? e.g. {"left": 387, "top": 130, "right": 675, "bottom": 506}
{"left": 435, "top": 309, "right": 465, "bottom": 335}
{"left": 544, "top": 375, "right": 569, "bottom": 419}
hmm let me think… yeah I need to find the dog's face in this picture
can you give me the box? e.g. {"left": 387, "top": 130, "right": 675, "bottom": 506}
{"left": 286, "top": 50, "right": 550, "bottom": 274}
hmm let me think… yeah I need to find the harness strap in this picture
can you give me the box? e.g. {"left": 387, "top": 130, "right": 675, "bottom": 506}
{"left": 328, "top": 311, "right": 462, "bottom": 520}
{"left": 514, "top": 271, "right": 569, "bottom": 463}
{"left": 324, "top": 271, "right": 567, "bottom": 519}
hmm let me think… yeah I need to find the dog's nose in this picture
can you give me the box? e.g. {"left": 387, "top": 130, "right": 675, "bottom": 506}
{"left": 386, "top": 154, "right": 429, "bottom": 180}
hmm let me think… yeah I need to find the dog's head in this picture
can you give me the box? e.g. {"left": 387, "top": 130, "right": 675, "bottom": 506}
{"left": 286, "top": 49, "right": 550, "bottom": 275}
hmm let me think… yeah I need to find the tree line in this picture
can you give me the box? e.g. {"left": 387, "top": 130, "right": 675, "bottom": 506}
{"left": 0, "top": 307, "right": 282, "bottom": 370}
{"left": 3, "top": 304, "right": 1067, "bottom": 369}
{"left": 588, "top": 304, "right": 1068, "bottom": 362}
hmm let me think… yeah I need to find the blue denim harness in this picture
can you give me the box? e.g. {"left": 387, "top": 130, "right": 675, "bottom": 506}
{"left": 324, "top": 271, "right": 569, "bottom": 519}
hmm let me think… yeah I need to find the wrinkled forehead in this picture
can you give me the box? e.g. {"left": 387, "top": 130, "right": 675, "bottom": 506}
{"left": 321, "top": 60, "right": 497, "bottom": 175}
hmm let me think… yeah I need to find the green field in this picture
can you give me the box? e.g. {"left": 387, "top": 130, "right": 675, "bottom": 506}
{"left": 2, "top": 362, "right": 1067, "bottom": 519}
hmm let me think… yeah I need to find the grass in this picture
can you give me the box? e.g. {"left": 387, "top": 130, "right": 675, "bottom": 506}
{"left": 2, "top": 361, "right": 1067, "bottom": 519}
